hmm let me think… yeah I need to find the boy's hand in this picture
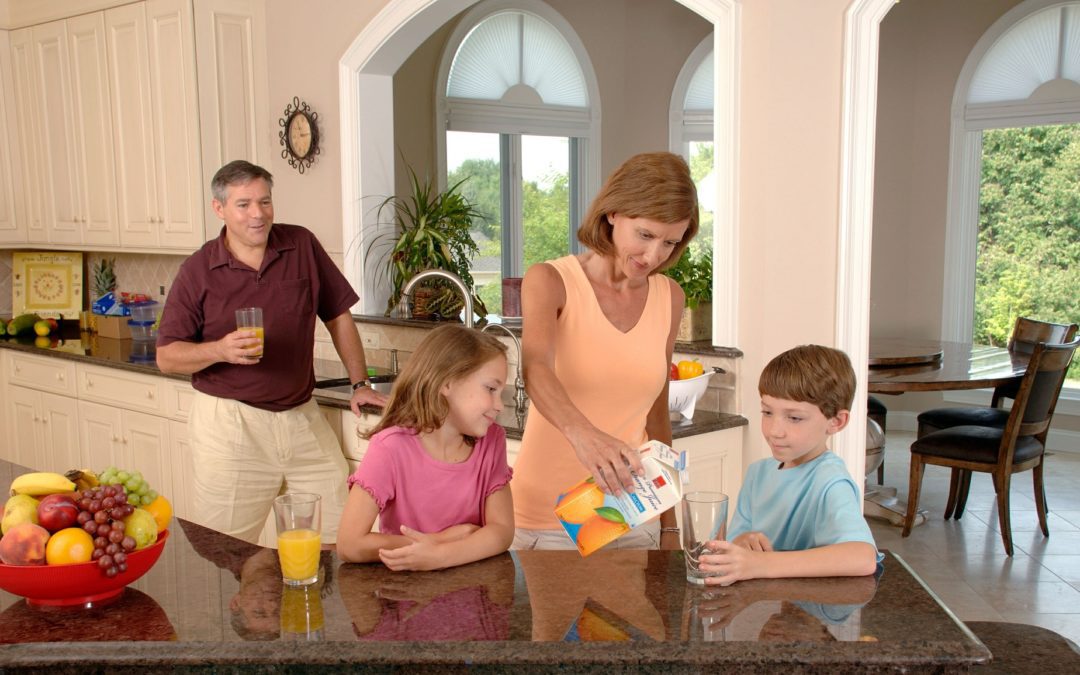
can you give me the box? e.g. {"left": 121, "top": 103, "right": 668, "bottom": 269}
{"left": 378, "top": 526, "right": 445, "bottom": 571}
{"left": 732, "top": 531, "right": 774, "bottom": 552}
{"left": 699, "top": 540, "right": 763, "bottom": 587}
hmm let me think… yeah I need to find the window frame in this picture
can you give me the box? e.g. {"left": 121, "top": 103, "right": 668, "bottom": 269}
{"left": 435, "top": 0, "right": 599, "bottom": 278}
{"left": 943, "top": 0, "right": 1080, "bottom": 407}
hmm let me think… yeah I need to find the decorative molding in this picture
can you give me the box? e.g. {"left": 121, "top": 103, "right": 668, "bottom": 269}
{"left": 834, "top": 0, "right": 895, "bottom": 491}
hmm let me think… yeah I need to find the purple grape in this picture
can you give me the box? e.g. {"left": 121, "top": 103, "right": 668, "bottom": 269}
{"left": 89, "top": 500, "right": 102, "bottom": 512}
{"left": 83, "top": 520, "right": 98, "bottom": 534}
{"left": 102, "top": 497, "right": 116, "bottom": 509}
{"left": 104, "top": 566, "right": 118, "bottom": 578}
{"left": 77, "top": 511, "right": 92, "bottom": 525}
{"left": 121, "top": 536, "right": 136, "bottom": 551}
{"left": 108, "top": 530, "right": 124, "bottom": 544}
{"left": 116, "top": 563, "right": 127, "bottom": 573}
{"left": 98, "top": 555, "right": 113, "bottom": 569}
{"left": 97, "top": 523, "right": 111, "bottom": 537}
{"left": 114, "top": 492, "right": 127, "bottom": 505}
{"left": 105, "top": 543, "right": 120, "bottom": 555}
{"left": 93, "top": 510, "right": 108, "bottom": 524}
{"left": 79, "top": 498, "right": 92, "bottom": 511}
{"left": 94, "top": 536, "right": 108, "bottom": 549}
{"left": 91, "top": 548, "right": 105, "bottom": 560}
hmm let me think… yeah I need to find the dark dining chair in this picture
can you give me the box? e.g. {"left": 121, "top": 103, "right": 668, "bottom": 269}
{"left": 902, "top": 338, "right": 1080, "bottom": 555}
{"left": 867, "top": 396, "right": 888, "bottom": 484}
{"left": 915, "top": 318, "right": 1077, "bottom": 518}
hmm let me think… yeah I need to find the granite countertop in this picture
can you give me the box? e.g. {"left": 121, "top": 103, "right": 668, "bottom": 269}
{"left": 0, "top": 459, "right": 990, "bottom": 672}
{"left": 0, "top": 331, "right": 747, "bottom": 441}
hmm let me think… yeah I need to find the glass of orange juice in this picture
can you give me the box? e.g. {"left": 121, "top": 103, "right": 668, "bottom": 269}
{"left": 273, "top": 493, "right": 321, "bottom": 586}
{"left": 235, "top": 307, "right": 264, "bottom": 358}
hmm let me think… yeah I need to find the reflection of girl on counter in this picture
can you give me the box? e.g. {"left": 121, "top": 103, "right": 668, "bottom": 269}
{"left": 337, "top": 326, "right": 515, "bottom": 571}
{"left": 339, "top": 554, "right": 515, "bottom": 641}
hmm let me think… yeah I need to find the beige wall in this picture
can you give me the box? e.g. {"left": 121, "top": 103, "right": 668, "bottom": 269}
{"left": 391, "top": 0, "right": 712, "bottom": 189}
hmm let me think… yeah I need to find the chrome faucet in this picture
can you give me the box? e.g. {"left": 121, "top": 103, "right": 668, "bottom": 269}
{"left": 481, "top": 322, "right": 528, "bottom": 411}
{"left": 399, "top": 269, "right": 474, "bottom": 329}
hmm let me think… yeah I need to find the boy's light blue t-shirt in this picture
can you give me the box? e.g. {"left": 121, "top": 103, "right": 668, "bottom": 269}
{"left": 727, "top": 451, "right": 882, "bottom": 561}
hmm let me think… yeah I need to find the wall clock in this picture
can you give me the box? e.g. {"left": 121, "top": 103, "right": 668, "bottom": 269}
{"left": 278, "top": 96, "right": 320, "bottom": 174}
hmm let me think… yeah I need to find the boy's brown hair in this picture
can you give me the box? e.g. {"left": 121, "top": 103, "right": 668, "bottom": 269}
{"left": 365, "top": 324, "right": 508, "bottom": 444}
{"left": 577, "top": 152, "right": 699, "bottom": 273}
{"left": 758, "top": 345, "right": 856, "bottom": 419}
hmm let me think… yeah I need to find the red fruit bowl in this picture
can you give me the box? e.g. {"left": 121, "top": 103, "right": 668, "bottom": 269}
{"left": 0, "top": 529, "right": 169, "bottom": 607}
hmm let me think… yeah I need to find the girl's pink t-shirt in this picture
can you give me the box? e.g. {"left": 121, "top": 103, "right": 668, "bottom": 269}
{"left": 347, "top": 424, "right": 512, "bottom": 536}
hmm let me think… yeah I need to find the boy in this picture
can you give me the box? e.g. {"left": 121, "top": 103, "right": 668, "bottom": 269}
{"left": 699, "top": 345, "right": 882, "bottom": 586}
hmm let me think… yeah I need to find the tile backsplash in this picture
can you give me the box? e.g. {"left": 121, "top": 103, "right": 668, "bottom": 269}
{"left": 0, "top": 250, "right": 184, "bottom": 316}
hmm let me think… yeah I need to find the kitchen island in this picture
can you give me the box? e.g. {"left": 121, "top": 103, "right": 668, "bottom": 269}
{"left": 0, "top": 463, "right": 989, "bottom": 673}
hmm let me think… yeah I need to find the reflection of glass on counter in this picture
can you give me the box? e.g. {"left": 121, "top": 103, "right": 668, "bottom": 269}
{"left": 338, "top": 554, "right": 514, "bottom": 641}
{"left": 280, "top": 583, "right": 325, "bottom": 641}
{"left": 679, "top": 575, "right": 878, "bottom": 643}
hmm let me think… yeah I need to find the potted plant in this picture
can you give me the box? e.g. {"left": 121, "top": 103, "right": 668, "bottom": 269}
{"left": 664, "top": 248, "right": 712, "bottom": 342}
{"left": 367, "top": 165, "right": 489, "bottom": 320}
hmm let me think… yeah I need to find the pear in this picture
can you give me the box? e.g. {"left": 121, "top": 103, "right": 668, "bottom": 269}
{"left": 1, "top": 494, "right": 41, "bottom": 535}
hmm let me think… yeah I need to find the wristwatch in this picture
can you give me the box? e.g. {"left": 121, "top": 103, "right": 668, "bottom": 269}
{"left": 351, "top": 379, "right": 371, "bottom": 392}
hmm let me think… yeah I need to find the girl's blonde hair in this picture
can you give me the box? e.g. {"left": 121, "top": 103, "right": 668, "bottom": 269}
{"left": 364, "top": 324, "right": 508, "bottom": 444}
{"left": 577, "top": 152, "right": 699, "bottom": 273}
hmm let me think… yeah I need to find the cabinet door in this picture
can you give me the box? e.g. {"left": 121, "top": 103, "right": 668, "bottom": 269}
{"left": 105, "top": 3, "right": 159, "bottom": 249}
{"left": 8, "top": 28, "right": 46, "bottom": 241}
{"left": 8, "top": 386, "right": 42, "bottom": 468}
{"left": 194, "top": 0, "right": 270, "bottom": 239}
{"left": 78, "top": 400, "right": 124, "bottom": 472}
{"left": 65, "top": 13, "right": 117, "bottom": 246}
{"left": 148, "top": 0, "right": 203, "bottom": 250}
{"left": 168, "top": 420, "right": 192, "bottom": 520}
{"left": 31, "top": 20, "right": 80, "bottom": 243}
{"left": 0, "top": 31, "right": 24, "bottom": 245}
{"left": 123, "top": 409, "right": 170, "bottom": 505}
{"left": 40, "top": 391, "right": 80, "bottom": 473}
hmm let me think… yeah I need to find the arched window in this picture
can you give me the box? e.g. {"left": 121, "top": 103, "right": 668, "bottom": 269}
{"left": 944, "top": 0, "right": 1080, "bottom": 394}
{"left": 670, "top": 35, "right": 715, "bottom": 254}
{"left": 436, "top": 0, "right": 599, "bottom": 311}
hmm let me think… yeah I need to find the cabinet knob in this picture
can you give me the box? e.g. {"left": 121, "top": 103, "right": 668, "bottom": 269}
{"left": 86, "top": 378, "right": 93, "bottom": 387}
{"left": 146, "top": 391, "right": 154, "bottom": 399}
{"left": 122, "top": 438, "right": 128, "bottom": 445}
{"left": 112, "top": 436, "right": 119, "bottom": 442}
{"left": 56, "top": 372, "right": 64, "bottom": 381}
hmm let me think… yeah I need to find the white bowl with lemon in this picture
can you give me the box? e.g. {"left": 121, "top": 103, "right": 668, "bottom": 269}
{"left": 669, "top": 362, "right": 714, "bottom": 420}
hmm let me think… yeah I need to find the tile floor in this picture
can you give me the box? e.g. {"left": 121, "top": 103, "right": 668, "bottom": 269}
{"left": 867, "top": 431, "right": 1080, "bottom": 646}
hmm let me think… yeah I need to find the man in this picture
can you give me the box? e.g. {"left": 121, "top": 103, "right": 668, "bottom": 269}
{"left": 157, "top": 160, "right": 386, "bottom": 544}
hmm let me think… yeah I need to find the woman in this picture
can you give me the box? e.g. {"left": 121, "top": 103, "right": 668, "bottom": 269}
{"left": 512, "top": 152, "right": 699, "bottom": 550}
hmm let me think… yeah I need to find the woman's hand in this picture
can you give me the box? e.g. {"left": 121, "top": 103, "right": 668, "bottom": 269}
{"left": 565, "top": 425, "right": 644, "bottom": 495}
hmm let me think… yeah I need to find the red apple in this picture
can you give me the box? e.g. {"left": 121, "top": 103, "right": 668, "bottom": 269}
{"left": 37, "top": 493, "right": 79, "bottom": 533}
{"left": 670, "top": 362, "right": 680, "bottom": 381}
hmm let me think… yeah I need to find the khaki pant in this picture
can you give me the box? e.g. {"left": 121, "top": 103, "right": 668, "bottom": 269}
{"left": 188, "top": 392, "right": 348, "bottom": 544}
{"left": 512, "top": 520, "right": 660, "bottom": 551}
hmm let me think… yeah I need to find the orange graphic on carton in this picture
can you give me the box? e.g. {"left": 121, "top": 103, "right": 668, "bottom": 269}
{"left": 555, "top": 440, "right": 687, "bottom": 556}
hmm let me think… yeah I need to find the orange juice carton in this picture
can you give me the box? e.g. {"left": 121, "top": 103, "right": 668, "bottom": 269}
{"left": 555, "top": 440, "right": 688, "bottom": 556}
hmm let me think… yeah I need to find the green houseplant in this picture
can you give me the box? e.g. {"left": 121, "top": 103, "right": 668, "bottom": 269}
{"left": 368, "top": 165, "right": 489, "bottom": 320}
{"left": 664, "top": 248, "right": 713, "bottom": 342}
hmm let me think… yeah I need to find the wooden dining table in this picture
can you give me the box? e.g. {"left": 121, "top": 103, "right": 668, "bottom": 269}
{"left": 863, "top": 338, "right": 1029, "bottom": 527}
{"left": 868, "top": 338, "right": 1029, "bottom": 394}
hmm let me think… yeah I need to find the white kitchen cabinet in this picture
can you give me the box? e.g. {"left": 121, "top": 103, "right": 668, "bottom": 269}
{"left": 106, "top": 0, "right": 203, "bottom": 251}
{"left": 194, "top": 0, "right": 271, "bottom": 239}
{"left": 0, "top": 31, "right": 23, "bottom": 245}
{"left": 673, "top": 426, "right": 743, "bottom": 508}
{"left": 168, "top": 419, "right": 194, "bottom": 521}
{"left": 7, "top": 28, "right": 46, "bottom": 242}
{"left": 30, "top": 15, "right": 118, "bottom": 246}
{"left": 7, "top": 386, "right": 80, "bottom": 474}
{"left": 77, "top": 399, "right": 170, "bottom": 499}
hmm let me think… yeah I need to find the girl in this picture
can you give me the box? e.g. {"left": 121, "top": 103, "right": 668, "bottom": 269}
{"left": 337, "top": 324, "right": 515, "bottom": 571}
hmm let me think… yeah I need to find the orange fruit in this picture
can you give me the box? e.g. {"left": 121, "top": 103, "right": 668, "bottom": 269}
{"left": 44, "top": 527, "right": 94, "bottom": 565}
{"left": 143, "top": 495, "right": 173, "bottom": 533}
{"left": 575, "top": 514, "right": 629, "bottom": 555}
{"left": 555, "top": 479, "right": 605, "bottom": 524}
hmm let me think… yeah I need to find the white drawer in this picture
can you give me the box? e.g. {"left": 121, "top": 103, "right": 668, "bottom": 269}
{"left": 78, "top": 363, "right": 165, "bottom": 415}
{"left": 4, "top": 351, "right": 77, "bottom": 396}
{"left": 340, "top": 410, "right": 380, "bottom": 462}
{"left": 162, "top": 380, "right": 196, "bottom": 421}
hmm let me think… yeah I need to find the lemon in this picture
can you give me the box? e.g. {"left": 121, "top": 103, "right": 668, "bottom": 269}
{"left": 33, "top": 320, "right": 51, "bottom": 337}
{"left": 123, "top": 508, "right": 159, "bottom": 549}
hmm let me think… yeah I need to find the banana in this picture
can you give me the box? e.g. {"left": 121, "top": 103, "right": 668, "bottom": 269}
{"left": 64, "top": 468, "right": 100, "bottom": 492}
{"left": 9, "top": 471, "right": 76, "bottom": 497}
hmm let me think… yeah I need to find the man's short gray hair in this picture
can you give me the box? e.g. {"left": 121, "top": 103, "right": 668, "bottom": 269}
{"left": 211, "top": 160, "right": 274, "bottom": 204}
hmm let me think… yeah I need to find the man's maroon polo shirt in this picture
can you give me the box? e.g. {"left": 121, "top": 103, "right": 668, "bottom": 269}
{"left": 158, "top": 224, "right": 359, "bottom": 411}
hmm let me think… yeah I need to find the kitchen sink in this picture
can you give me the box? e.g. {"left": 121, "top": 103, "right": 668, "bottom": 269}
{"left": 315, "top": 374, "right": 397, "bottom": 395}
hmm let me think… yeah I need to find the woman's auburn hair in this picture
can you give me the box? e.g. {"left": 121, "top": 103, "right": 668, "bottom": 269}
{"left": 577, "top": 151, "right": 700, "bottom": 272}
{"left": 364, "top": 324, "right": 508, "bottom": 444}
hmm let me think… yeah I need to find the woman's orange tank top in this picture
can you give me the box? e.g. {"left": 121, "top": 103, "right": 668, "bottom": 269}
{"left": 512, "top": 255, "right": 670, "bottom": 530}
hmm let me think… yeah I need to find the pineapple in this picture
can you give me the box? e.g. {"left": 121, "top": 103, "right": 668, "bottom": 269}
{"left": 92, "top": 257, "right": 117, "bottom": 299}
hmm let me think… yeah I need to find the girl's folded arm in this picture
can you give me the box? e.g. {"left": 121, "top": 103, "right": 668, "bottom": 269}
{"left": 335, "top": 486, "right": 411, "bottom": 562}
{"left": 433, "top": 486, "right": 515, "bottom": 568}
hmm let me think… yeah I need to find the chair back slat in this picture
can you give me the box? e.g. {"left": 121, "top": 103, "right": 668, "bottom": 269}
{"left": 1008, "top": 318, "right": 1079, "bottom": 355}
